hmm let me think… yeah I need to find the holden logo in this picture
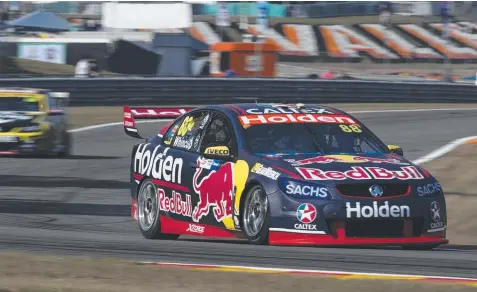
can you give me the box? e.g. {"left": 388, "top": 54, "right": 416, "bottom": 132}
{"left": 369, "top": 184, "right": 384, "bottom": 198}
{"left": 430, "top": 201, "right": 441, "bottom": 222}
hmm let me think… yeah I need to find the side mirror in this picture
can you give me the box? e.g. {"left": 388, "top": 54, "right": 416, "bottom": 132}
{"left": 203, "top": 145, "right": 235, "bottom": 161}
{"left": 388, "top": 144, "right": 403, "bottom": 156}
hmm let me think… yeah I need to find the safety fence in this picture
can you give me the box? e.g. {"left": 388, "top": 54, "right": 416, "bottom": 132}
{"left": 0, "top": 77, "right": 475, "bottom": 106}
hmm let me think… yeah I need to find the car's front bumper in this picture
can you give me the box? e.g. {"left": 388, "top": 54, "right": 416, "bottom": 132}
{"left": 268, "top": 226, "right": 448, "bottom": 246}
{"left": 267, "top": 190, "right": 448, "bottom": 246}
{"left": 0, "top": 132, "right": 47, "bottom": 155}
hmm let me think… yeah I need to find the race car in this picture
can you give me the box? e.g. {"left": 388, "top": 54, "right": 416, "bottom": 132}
{"left": 0, "top": 88, "right": 71, "bottom": 157}
{"left": 123, "top": 103, "right": 448, "bottom": 249}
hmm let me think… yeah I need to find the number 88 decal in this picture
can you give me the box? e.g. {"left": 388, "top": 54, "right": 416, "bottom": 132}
{"left": 339, "top": 124, "right": 362, "bottom": 133}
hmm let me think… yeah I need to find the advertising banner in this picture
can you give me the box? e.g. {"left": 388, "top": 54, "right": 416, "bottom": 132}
{"left": 17, "top": 43, "right": 67, "bottom": 64}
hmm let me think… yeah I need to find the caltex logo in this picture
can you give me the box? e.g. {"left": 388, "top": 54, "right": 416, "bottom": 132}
{"left": 430, "top": 201, "right": 441, "bottom": 222}
{"left": 296, "top": 203, "right": 317, "bottom": 224}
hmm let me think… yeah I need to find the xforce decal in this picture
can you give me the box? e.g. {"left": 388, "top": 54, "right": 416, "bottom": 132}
{"left": 133, "top": 144, "right": 183, "bottom": 185}
{"left": 296, "top": 166, "right": 424, "bottom": 181}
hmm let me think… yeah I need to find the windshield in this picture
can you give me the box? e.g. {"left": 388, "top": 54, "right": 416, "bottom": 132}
{"left": 243, "top": 123, "right": 388, "bottom": 155}
{"left": 0, "top": 97, "right": 39, "bottom": 112}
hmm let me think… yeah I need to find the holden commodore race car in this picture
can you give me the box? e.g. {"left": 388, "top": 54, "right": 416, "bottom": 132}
{"left": 123, "top": 103, "right": 448, "bottom": 249}
{"left": 0, "top": 88, "right": 71, "bottom": 157}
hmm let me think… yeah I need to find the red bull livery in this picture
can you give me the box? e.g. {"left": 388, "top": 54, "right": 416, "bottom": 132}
{"left": 192, "top": 158, "right": 234, "bottom": 223}
{"left": 124, "top": 103, "right": 448, "bottom": 249}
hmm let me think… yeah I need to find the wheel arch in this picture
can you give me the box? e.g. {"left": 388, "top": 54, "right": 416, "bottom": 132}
{"left": 130, "top": 143, "right": 142, "bottom": 199}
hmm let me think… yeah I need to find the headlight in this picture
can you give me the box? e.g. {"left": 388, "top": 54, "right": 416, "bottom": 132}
{"left": 416, "top": 180, "right": 443, "bottom": 197}
{"left": 278, "top": 178, "right": 332, "bottom": 200}
{"left": 21, "top": 125, "right": 42, "bottom": 132}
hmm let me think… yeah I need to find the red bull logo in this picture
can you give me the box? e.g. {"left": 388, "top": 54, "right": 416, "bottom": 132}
{"left": 159, "top": 189, "right": 192, "bottom": 218}
{"left": 291, "top": 155, "right": 408, "bottom": 166}
{"left": 296, "top": 166, "right": 424, "bottom": 181}
{"left": 192, "top": 158, "right": 234, "bottom": 223}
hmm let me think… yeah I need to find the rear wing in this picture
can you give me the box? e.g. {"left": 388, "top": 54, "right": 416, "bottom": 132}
{"left": 123, "top": 105, "right": 194, "bottom": 139}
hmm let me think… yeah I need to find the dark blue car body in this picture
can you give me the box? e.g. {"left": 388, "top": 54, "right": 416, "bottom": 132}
{"left": 123, "top": 103, "right": 448, "bottom": 249}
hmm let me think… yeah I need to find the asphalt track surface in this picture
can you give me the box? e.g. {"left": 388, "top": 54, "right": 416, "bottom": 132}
{"left": 1, "top": 109, "right": 477, "bottom": 279}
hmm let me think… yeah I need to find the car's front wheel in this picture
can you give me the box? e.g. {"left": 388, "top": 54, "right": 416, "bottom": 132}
{"left": 242, "top": 185, "right": 270, "bottom": 245}
{"left": 137, "top": 178, "right": 179, "bottom": 240}
{"left": 57, "top": 131, "right": 72, "bottom": 158}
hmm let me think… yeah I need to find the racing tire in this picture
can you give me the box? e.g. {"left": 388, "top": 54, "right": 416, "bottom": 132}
{"left": 401, "top": 244, "right": 441, "bottom": 250}
{"left": 137, "top": 178, "right": 179, "bottom": 240}
{"left": 57, "top": 131, "right": 72, "bottom": 158}
{"left": 241, "top": 185, "right": 270, "bottom": 245}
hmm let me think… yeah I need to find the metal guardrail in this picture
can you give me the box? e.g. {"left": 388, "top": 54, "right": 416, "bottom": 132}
{"left": 0, "top": 77, "right": 475, "bottom": 106}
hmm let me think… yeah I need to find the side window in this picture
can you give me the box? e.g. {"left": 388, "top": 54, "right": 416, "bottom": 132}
{"left": 170, "top": 111, "right": 210, "bottom": 153}
{"left": 162, "top": 118, "right": 183, "bottom": 146}
{"left": 199, "top": 113, "right": 235, "bottom": 154}
{"left": 47, "top": 95, "right": 57, "bottom": 110}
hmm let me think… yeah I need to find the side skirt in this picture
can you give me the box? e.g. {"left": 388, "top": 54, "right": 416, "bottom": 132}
{"left": 160, "top": 216, "right": 241, "bottom": 239}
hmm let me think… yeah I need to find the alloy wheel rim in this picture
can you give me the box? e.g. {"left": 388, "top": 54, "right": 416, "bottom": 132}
{"left": 243, "top": 189, "right": 267, "bottom": 237}
{"left": 138, "top": 182, "right": 158, "bottom": 231}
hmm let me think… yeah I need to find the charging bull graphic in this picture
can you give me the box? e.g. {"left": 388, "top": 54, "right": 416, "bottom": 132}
{"left": 192, "top": 157, "right": 249, "bottom": 229}
{"left": 291, "top": 155, "right": 409, "bottom": 166}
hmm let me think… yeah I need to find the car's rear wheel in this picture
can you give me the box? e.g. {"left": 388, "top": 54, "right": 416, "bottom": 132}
{"left": 57, "top": 131, "right": 71, "bottom": 158}
{"left": 242, "top": 185, "right": 270, "bottom": 245}
{"left": 137, "top": 179, "right": 179, "bottom": 240}
{"left": 402, "top": 244, "right": 441, "bottom": 250}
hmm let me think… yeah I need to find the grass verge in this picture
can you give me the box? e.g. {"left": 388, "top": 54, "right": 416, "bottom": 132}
{"left": 421, "top": 141, "right": 477, "bottom": 246}
{"left": 0, "top": 252, "right": 475, "bottom": 292}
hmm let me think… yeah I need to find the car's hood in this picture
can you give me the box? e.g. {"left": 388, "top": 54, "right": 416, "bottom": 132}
{"left": 257, "top": 152, "right": 430, "bottom": 184}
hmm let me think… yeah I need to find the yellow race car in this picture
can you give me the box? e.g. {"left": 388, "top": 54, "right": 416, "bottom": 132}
{"left": 0, "top": 87, "right": 71, "bottom": 157}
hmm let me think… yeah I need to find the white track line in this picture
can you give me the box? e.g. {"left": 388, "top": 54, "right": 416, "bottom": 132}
{"left": 349, "top": 108, "right": 477, "bottom": 114}
{"left": 69, "top": 107, "right": 477, "bottom": 163}
{"left": 412, "top": 135, "right": 477, "bottom": 165}
{"left": 139, "top": 261, "right": 477, "bottom": 282}
{"left": 68, "top": 119, "right": 173, "bottom": 133}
